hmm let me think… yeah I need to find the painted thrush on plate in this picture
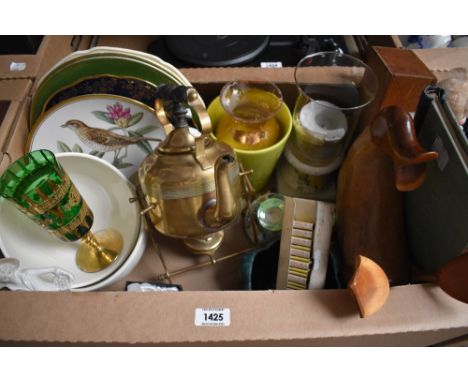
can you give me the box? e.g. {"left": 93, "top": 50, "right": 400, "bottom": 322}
{"left": 61, "top": 119, "right": 161, "bottom": 153}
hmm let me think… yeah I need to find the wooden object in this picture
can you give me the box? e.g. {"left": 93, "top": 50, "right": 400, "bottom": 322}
{"left": 438, "top": 250, "right": 468, "bottom": 304}
{"left": 371, "top": 107, "right": 438, "bottom": 191}
{"left": 348, "top": 255, "right": 390, "bottom": 318}
{"left": 359, "top": 47, "right": 437, "bottom": 134}
{"left": 337, "top": 106, "right": 438, "bottom": 289}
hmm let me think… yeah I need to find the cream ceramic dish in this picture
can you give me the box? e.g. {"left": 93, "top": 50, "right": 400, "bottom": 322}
{"left": 0, "top": 153, "right": 145, "bottom": 290}
{"left": 33, "top": 46, "right": 191, "bottom": 93}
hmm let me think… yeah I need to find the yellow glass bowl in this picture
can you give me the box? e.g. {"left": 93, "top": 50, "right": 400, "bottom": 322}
{"left": 208, "top": 96, "right": 293, "bottom": 192}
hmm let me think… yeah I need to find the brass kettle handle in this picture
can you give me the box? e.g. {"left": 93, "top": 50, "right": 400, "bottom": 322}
{"left": 187, "top": 88, "right": 213, "bottom": 170}
{"left": 154, "top": 86, "right": 211, "bottom": 135}
{"left": 187, "top": 88, "right": 213, "bottom": 169}
{"left": 187, "top": 88, "right": 212, "bottom": 136}
{"left": 154, "top": 86, "right": 212, "bottom": 169}
{"left": 155, "top": 98, "right": 174, "bottom": 136}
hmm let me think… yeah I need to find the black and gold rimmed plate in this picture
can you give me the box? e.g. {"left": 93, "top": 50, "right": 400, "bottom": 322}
{"left": 43, "top": 75, "right": 158, "bottom": 113}
{"left": 30, "top": 46, "right": 193, "bottom": 126}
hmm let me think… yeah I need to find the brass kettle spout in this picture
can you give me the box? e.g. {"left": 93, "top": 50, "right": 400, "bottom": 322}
{"left": 204, "top": 154, "right": 237, "bottom": 229}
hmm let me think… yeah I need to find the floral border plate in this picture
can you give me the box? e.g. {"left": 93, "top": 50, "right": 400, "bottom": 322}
{"left": 30, "top": 46, "right": 192, "bottom": 126}
{"left": 0, "top": 153, "right": 143, "bottom": 290}
{"left": 28, "top": 94, "right": 165, "bottom": 178}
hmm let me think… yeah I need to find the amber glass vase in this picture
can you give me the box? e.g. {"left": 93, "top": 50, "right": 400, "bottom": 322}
{"left": 215, "top": 81, "right": 283, "bottom": 151}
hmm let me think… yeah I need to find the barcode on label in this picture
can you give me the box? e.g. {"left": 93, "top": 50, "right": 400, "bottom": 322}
{"left": 194, "top": 308, "right": 230, "bottom": 327}
{"left": 10, "top": 62, "right": 27, "bottom": 71}
{"left": 260, "top": 62, "right": 282, "bottom": 68}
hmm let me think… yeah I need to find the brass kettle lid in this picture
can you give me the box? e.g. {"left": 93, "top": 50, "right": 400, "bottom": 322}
{"left": 158, "top": 127, "right": 196, "bottom": 153}
{"left": 154, "top": 85, "right": 194, "bottom": 153}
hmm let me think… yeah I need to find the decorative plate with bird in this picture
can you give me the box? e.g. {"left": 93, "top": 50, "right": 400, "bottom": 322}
{"left": 28, "top": 94, "right": 165, "bottom": 178}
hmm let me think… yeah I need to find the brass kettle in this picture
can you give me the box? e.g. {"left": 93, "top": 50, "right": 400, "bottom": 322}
{"left": 139, "top": 85, "right": 246, "bottom": 255}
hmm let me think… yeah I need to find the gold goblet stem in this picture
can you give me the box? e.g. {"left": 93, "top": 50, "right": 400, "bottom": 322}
{"left": 83, "top": 232, "right": 113, "bottom": 263}
{"left": 76, "top": 229, "right": 123, "bottom": 273}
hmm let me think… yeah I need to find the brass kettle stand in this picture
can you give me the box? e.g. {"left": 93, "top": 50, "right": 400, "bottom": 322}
{"left": 130, "top": 163, "right": 258, "bottom": 284}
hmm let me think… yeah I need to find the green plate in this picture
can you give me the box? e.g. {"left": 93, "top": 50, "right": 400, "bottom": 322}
{"left": 31, "top": 47, "right": 192, "bottom": 126}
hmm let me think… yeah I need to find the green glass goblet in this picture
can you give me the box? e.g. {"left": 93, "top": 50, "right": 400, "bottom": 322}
{"left": 0, "top": 149, "right": 123, "bottom": 273}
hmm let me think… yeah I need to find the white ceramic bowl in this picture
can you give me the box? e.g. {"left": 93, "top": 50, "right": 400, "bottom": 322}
{"left": 0, "top": 153, "right": 146, "bottom": 290}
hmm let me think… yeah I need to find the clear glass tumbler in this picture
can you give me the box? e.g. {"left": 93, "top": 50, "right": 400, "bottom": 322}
{"left": 287, "top": 52, "right": 378, "bottom": 173}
